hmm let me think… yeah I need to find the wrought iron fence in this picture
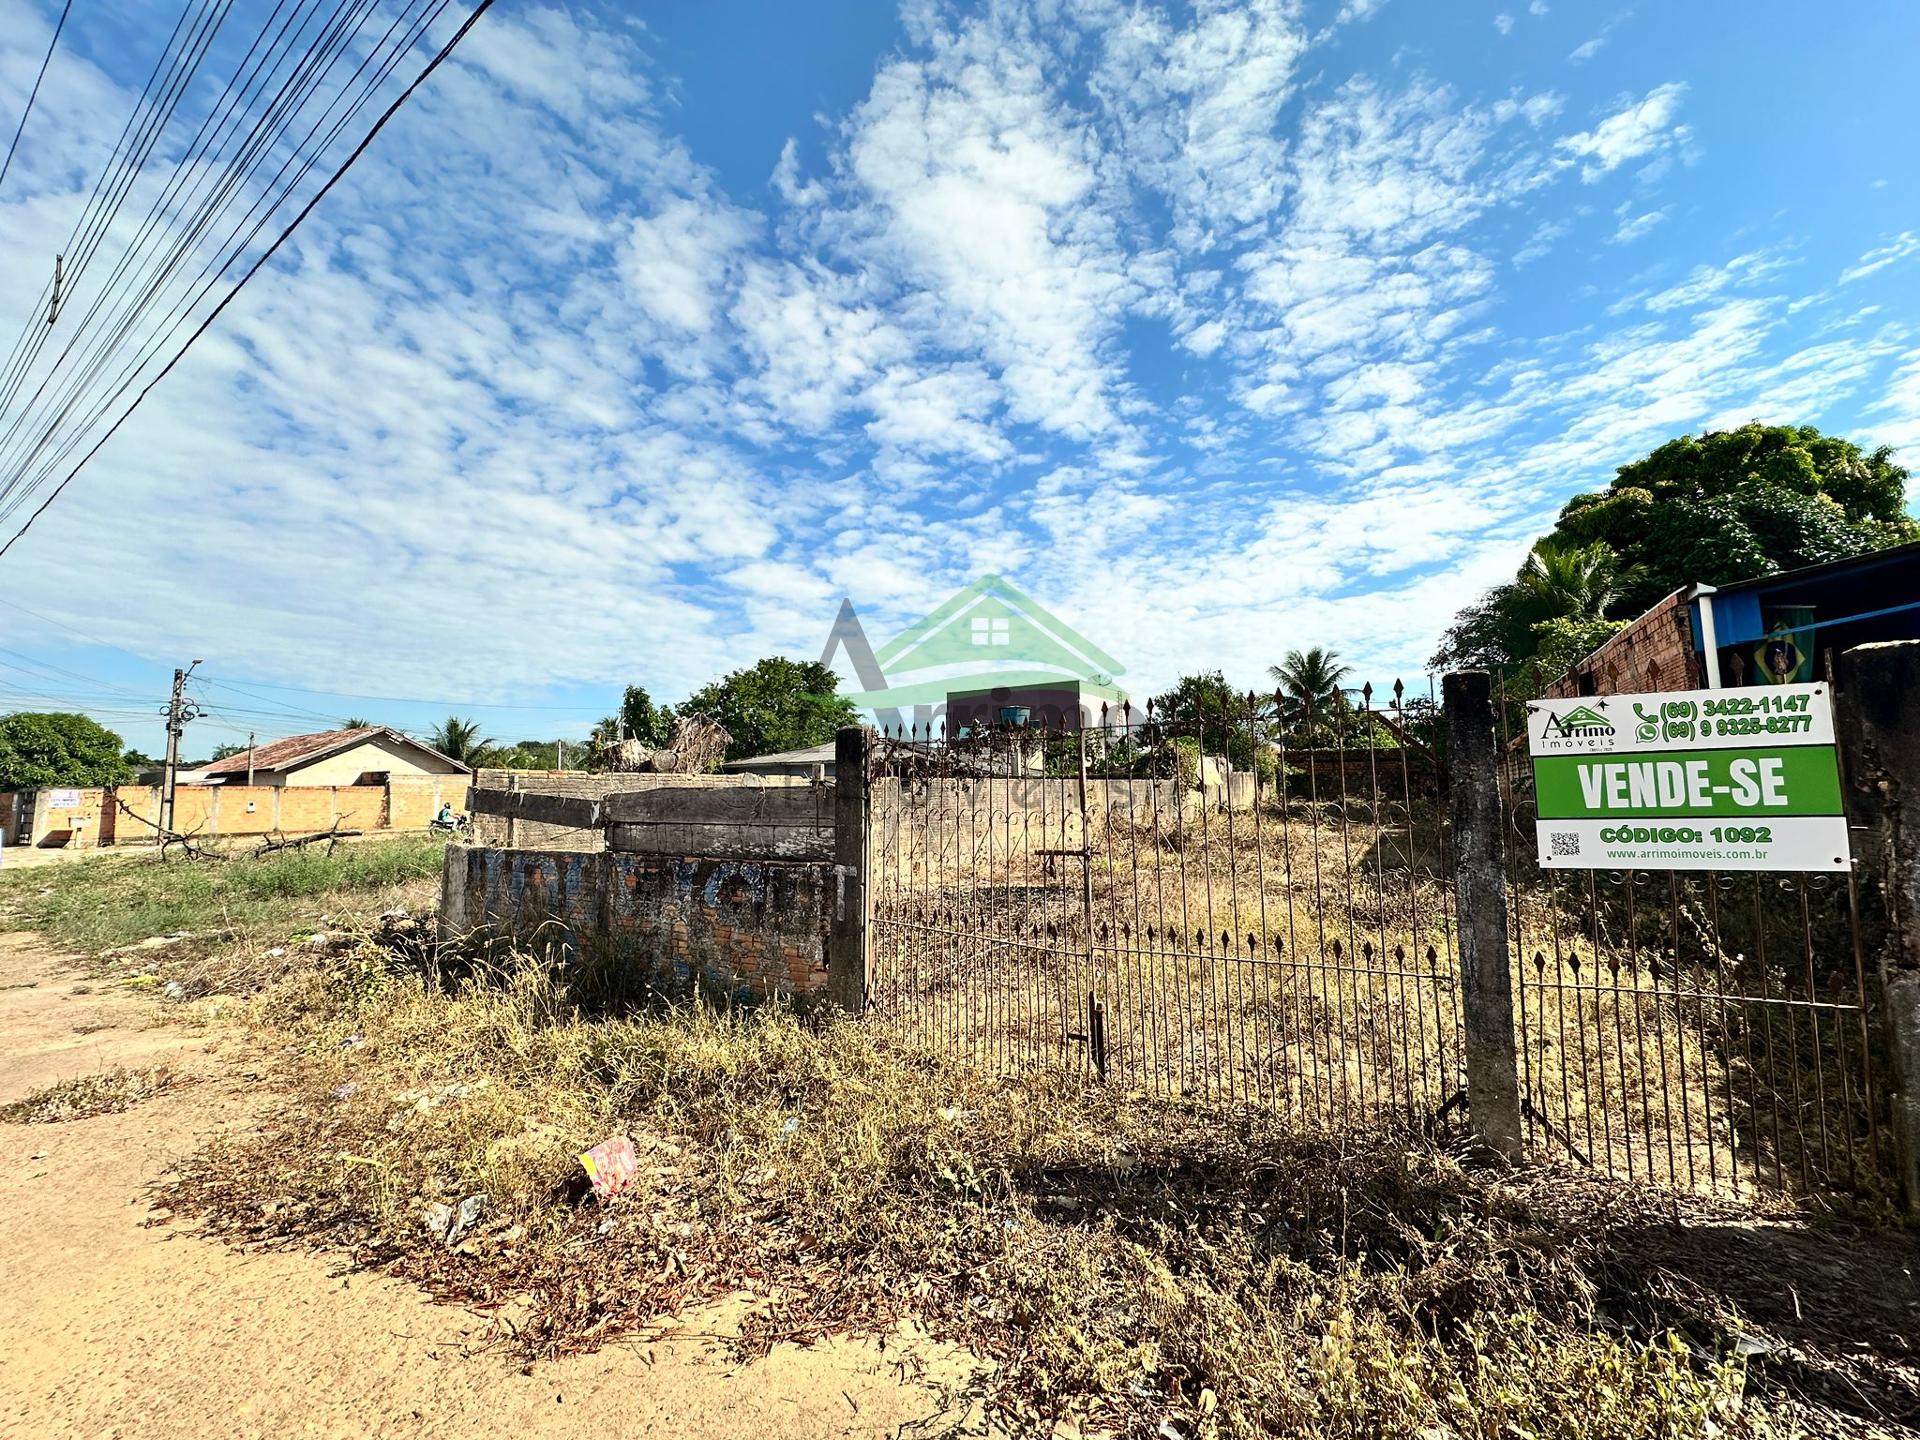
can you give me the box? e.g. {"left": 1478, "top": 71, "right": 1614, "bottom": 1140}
{"left": 862, "top": 679, "right": 1895, "bottom": 1205}
{"left": 866, "top": 686, "right": 1465, "bottom": 1134}
{"left": 1492, "top": 682, "right": 1891, "bottom": 1203}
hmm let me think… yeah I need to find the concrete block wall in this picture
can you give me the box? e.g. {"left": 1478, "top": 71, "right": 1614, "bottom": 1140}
{"left": 468, "top": 770, "right": 807, "bottom": 851}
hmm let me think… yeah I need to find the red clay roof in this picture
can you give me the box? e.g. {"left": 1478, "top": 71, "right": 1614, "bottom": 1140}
{"left": 198, "top": 726, "right": 466, "bottom": 777}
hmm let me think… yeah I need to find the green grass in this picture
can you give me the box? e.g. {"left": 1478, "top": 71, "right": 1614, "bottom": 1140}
{"left": 0, "top": 835, "right": 447, "bottom": 959}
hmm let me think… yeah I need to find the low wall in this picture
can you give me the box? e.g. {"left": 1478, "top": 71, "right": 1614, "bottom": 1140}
{"left": 468, "top": 769, "right": 809, "bottom": 851}
{"left": 441, "top": 844, "right": 831, "bottom": 1003}
{"left": 6, "top": 775, "right": 464, "bottom": 848}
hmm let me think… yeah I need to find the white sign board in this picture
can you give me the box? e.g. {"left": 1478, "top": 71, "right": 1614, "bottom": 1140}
{"left": 47, "top": 788, "right": 82, "bottom": 810}
{"left": 1527, "top": 685, "right": 1850, "bottom": 872}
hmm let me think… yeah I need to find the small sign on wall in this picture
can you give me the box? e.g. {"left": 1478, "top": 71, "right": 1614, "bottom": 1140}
{"left": 48, "top": 789, "right": 81, "bottom": 809}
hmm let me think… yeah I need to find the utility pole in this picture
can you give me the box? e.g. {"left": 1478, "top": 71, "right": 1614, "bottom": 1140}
{"left": 159, "top": 660, "right": 204, "bottom": 836}
{"left": 556, "top": 738, "right": 568, "bottom": 771}
{"left": 245, "top": 731, "right": 255, "bottom": 787}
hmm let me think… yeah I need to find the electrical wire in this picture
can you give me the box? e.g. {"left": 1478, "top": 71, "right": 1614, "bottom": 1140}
{"left": 0, "top": 0, "right": 76, "bottom": 197}
{"left": 0, "top": 0, "right": 498, "bottom": 552}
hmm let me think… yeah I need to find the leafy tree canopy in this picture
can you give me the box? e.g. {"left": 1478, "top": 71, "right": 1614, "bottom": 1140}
{"left": 1150, "top": 671, "right": 1263, "bottom": 767}
{"left": 0, "top": 712, "right": 135, "bottom": 790}
{"left": 1433, "top": 423, "right": 1918, "bottom": 675}
{"left": 682, "top": 657, "right": 857, "bottom": 763}
{"left": 210, "top": 743, "right": 248, "bottom": 760}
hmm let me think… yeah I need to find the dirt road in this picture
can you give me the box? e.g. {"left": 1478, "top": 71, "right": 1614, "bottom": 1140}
{"left": 0, "top": 932, "right": 981, "bottom": 1439}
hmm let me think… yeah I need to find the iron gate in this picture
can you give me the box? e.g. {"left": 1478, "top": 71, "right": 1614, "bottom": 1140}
{"left": 860, "top": 682, "right": 1896, "bottom": 1204}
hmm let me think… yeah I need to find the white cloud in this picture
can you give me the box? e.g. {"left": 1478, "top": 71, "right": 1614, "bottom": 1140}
{"left": 1557, "top": 83, "right": 1690, "bottom": 181}
{"left": 1839, "top": 231, "right": 1920, "bottom": 285}
{"left": 1569, "top": 35, "right": 1607, "bottom": 63}
{"left": 1494, "top": 14, "right": 1515, "bottom": 35}
{"left": 1610, "top": 207, "right": 1668, "bottom": 244}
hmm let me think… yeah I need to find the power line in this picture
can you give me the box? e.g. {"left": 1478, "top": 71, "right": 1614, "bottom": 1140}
{"left": 0, "top": 0, "right": 384, "bottom": 503}
{"left": 0, "top": 0, "right": 499, "bottom": 558}
{"left": 0, "top": 0, "right": 75, "bottom": 197}
{"left": 198, "top": 672, "right": 605, "bottom": 712}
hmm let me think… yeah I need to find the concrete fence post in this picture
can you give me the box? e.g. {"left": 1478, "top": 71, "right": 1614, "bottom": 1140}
{"left": 1444, "top": 671, "right": 1524, "bottom": 1160}
{"left": 826, "top": 726, "right": 872, "bottom": 1014}
{"left": 1837, "top": 641, "right": 1920, "bottom": 1217}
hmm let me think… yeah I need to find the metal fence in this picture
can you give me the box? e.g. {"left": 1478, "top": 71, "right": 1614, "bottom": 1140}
{"left": 863, "top": 682, "right": 1896, "bottom": 1205}
{"left": 867, "top": 687, "right": 1466, "bottom": 1134}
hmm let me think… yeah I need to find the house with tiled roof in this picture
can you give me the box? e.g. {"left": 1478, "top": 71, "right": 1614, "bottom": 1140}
{"left": 197, "top": 726, "right": 469, "bottom": 787}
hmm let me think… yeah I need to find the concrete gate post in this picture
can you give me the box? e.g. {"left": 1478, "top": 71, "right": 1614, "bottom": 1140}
{"left": 1837, "top": 641, "right": 1920, "bottom": 1217}
{"left": 1444, "top": 671, "right": 1525, "bottom": 1160}
{"left": 826, "top": 726, "right": 872, "bottom": 1015}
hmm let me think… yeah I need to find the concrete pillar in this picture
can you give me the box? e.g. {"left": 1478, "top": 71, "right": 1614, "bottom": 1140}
{"left": 1838, "top": 641, "right": 1920, "bottom": 1216}
{"left": 826, "top": 726, "right": 871, "bottom": 1014}
{"left": 439, "top": 843, "right": 472, "bottom": 935}
{"left": 1444, "top": 671, "right": 1524, "bottom": 1160}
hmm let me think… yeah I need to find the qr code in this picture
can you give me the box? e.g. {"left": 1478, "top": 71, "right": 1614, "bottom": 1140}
{"left": 1549, "top": 831, "right": 1582, "bottom": 858}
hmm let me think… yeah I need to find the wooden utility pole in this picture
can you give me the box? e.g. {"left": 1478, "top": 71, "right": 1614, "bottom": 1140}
{"left": 158, "top": 660, "right": 202, "bottom": 836}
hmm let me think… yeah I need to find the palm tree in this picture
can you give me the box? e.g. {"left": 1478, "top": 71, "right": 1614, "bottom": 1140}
{"left": 1515, "top": 540, "right": 1641, "bottom": 622}
{"left": 428, "top": 715, "right": 492, "bottom": 765}
{"left": 340, "top": 716, "right": 372, "bottom": 729}
{"left": 1268, "top": 647, "right": 1353, "bottom": 726}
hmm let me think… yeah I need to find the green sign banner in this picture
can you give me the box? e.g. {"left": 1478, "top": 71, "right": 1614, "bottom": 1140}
{"left": 1526, "top": 685, "right": 1850, "bottom": 873}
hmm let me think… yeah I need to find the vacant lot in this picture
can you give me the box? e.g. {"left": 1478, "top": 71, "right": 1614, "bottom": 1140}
{"left": 5, "top": 839, "right": 1916, "bottom": 1438}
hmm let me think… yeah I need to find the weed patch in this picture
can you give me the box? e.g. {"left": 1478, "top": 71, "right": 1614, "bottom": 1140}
{"left": 153, "top": 956, "right": 1882, "bottom": 1438}
{"left": 3, "top": 1066, "right": 182, "bottom": 1123}
{"left": 0, "top": 836, "right": 446, "bottom": 972}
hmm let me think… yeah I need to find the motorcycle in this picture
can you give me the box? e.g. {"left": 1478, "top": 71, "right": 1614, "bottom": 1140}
{"left": 428, "top": 813, "right": 471, "bottom": 836}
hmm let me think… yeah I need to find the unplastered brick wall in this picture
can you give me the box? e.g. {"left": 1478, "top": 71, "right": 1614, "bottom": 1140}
{"left": 1545, "top": 588, "right": 1700, "bottom": 699}
{"left": 441, "top": 844, "right": 830, "bottom": 1003}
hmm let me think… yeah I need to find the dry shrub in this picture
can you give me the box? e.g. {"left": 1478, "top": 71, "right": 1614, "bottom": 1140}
{"left": 157, "top": 954, "right": 1792, "bottom": 1439}
{"left": 3, "top": 1066, "right": 182, "bottom": 1123}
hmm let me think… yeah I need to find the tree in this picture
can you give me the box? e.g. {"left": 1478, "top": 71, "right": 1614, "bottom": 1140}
{"left": 681, "top": 658, "right": 858, "bottom": 763}
{"left": 1433, "top": 423, "right": 1919, "bottom": 673}
{"left": 210, "top": 743, "right": 247, "bottom": 761}
{"left": 341, "top": 716, "right": 372, "bottom": 729}
{"left": 1150, "top": 671, "right": 1263, "bottom": 767}
{"left": 0, "top": 712, "right": 135, "bottom": 790}
{"left": 427, "top": 715, "right": 493, "bottom": 765}
{"left": 608, "top": 686, "right": 675, "bottom": 748}
{"left": 1268, "top": 647, "right": 1353, "bottom": 726}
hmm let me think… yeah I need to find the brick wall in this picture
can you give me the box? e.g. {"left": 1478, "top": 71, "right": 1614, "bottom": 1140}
{"left": 442, "top": 844, "right": 830, "bottom": 1003}
{"left": 1544, "top": 588, "right": 1701, "bottom": 699}
{"left": 13, "top": 775, "right": 463, "bottom": 848}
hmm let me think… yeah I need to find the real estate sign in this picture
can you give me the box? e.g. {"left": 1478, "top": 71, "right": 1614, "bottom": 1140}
{"left": 1526, "top": 685, "right": 1850, "bottom": 873}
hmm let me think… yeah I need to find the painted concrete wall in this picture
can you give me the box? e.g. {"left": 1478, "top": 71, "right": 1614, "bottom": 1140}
{"left": 442, "top": 843, "right": 830, "bottom": 1003}
{"left": 278, "top": 734, "right": 468, "bottom": 787}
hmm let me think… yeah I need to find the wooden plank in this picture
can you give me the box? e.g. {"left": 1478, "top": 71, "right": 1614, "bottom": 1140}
{"left": 469, "top": 788, "right": 603, "bottom": 829}
{"left": 602, "top": 784, "right": 831, "bottom": 826}
{"left": 607, "top": 821, "right": 833, "bottom": 860}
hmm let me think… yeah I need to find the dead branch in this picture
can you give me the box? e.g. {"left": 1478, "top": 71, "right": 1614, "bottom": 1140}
{"left": 112, "top": 794, "right": 226, "bottom": 861}
{"left": 252, "top": 820, "right": 362, "bottom": 857}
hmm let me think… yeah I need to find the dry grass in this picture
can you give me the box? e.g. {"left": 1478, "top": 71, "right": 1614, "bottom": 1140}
{"left": 2, "top": 1066, "right": 182, "bottom": 1123}
{"left": 155, "top": 948, "right": 1889, "bottom": 1439}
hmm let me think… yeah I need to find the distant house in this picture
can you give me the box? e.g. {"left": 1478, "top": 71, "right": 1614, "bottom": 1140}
{"left": 196, "top": 726, "right": 469, "bottom": 787}
{"left": 719, "top": 741, "right": 839, "bottom": 779}
{"left": 1545, "top": 541, "right": 1920, "bottom": 698}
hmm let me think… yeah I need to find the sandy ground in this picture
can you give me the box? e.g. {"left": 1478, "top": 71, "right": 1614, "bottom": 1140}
{"left": 0, "top": 931, "right": 985, "bottom": 1440}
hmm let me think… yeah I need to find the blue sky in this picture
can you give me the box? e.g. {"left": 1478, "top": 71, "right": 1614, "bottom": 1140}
{"left": 0, "top": 0, "right": 1916, "bottom": 757}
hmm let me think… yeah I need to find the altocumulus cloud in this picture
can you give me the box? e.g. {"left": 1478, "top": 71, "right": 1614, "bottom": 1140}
{"left": 0, "top": 0, "right": 1916, "bottom": 707}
